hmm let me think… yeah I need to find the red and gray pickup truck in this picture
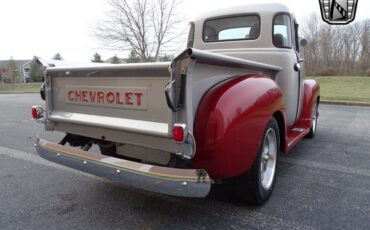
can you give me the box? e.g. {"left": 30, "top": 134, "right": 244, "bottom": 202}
{"left": 33, "top": 3, "right": 319, "bottom": 205}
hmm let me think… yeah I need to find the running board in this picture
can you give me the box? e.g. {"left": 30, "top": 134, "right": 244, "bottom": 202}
{"left": 286, "top": 127, "right": 310, "bottom": 152}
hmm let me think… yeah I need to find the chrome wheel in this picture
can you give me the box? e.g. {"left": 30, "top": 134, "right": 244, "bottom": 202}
{"left": 260, "top": 128, "right": 278, "bottom": 190}
{"left": 306, "top": 102, "right": 319, "bottom": 138}
{"left": 312, "top": 103, "right": 317, "bottom": 133}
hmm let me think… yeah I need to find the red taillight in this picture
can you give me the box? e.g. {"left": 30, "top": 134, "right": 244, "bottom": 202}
{"left": 173, "top": 126, "right": 184, "bottom": 143}
{"left": 172, "top": 124, "right": 187, "bottom": 143}
{"left": 31, "top": 106, "right": 43, "bottom": 119}
{"left": 32, "top": 108, "right": 37, "bottom": 119}
{"left": 32, "top": 107, "right": 38, "bottom": 119}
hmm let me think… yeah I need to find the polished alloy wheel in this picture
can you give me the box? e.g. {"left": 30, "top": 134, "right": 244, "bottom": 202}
{"left": 260, "top": 128, "right": 278, "bottom": 190}
{"left": 312, "top": 103, "right": 317, "bottom": 133}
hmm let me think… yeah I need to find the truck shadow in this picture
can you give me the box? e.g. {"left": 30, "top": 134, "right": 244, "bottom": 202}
{"left": 81, "top": 180, "right": 262, "bottom": 228}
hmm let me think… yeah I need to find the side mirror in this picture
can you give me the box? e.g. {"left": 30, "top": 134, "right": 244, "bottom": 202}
{"left": 300, "top": 39, "right": 308, "bottom": 47}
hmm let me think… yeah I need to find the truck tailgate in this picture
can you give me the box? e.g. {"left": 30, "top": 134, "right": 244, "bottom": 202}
{"left": 46, "top": 63, "right": 172, "bottom": 137}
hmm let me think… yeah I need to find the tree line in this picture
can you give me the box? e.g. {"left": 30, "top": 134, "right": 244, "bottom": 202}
{"left": 0, "top": 53, "right": 62, "bottom": 84}
{"left": 91, "top": 51, "right": 172, "bottom": 64}
{"left": 302, "top": 14, "right": 370, "bottom": 76}
{"left": 3, "top": 1, "right": 369, "bottom": 84}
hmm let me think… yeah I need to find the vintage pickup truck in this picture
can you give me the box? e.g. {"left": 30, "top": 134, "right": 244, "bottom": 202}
{"left": 32, "top": 3, "right": 320, "bottom": 205}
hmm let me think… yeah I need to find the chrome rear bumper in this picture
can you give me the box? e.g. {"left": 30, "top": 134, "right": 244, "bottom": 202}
{"left": 35, "top": 138, "right": 211, "bottom": 198}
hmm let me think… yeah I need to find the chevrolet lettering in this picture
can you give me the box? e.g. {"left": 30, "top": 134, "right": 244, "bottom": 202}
{"left": 66, "top": 87, "right": 146, "bottom": 109}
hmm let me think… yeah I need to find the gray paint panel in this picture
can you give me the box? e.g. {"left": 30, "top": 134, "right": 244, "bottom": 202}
{"left": 213, "top": 49, "right": 301, "bottom": 125}
{"left": 50, "top": 77, "right": 171, "bottom": 124}
{"left": 170, "top": 49, "right": 280, "bottom": 133}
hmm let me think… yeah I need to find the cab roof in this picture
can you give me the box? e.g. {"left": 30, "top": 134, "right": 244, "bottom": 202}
{"left": 192, "top": 3, "right": 291, "bottom": 22}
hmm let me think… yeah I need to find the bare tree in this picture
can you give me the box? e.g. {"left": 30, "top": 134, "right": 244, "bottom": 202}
{"left": 301, "top": 13, "right": 370, "bottom": 76}
{"left": 95, "top": 0, "right": 182, "bottom": 62}
{"left": 360, "top": 19, "right": 370, "bottom": 74}
{"left": 301, "top": 13, "right": 320, "bottom": 75}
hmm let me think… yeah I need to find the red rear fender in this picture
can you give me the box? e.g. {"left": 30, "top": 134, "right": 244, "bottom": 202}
{"left": 193, "top": 75, "right": 284, "bottom": 179}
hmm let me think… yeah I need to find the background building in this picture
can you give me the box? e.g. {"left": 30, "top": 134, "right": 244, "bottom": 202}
{"left": 0, "top": 60, "right": 32, "bottom": 83}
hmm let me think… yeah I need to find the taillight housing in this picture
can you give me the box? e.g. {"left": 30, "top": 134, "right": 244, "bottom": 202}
{"left": 31, "top": 106, "right": 44, "bottom": 119}
{"left": 172, "top": 123, "right": 188, "bottom": 143}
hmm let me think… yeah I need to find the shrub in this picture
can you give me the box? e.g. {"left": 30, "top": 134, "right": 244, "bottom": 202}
{"left": 314, "top": 67, "right": 337, "bottom": 76}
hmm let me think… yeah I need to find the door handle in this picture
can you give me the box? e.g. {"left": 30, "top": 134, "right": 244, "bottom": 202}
{"left": 294, "top": 63, "right": 301, "bottom": 72}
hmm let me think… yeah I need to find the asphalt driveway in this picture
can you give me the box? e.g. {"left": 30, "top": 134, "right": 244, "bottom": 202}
{"left": 0, "top": 93, "right": 369, "bottom": 230}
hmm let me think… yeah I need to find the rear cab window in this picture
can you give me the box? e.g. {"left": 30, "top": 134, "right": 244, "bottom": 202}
{"left": 273, "top": 14, "right": 292, "bottom": 48}
{"left": 203, "top": 15, "right": 260, "bottom": 42}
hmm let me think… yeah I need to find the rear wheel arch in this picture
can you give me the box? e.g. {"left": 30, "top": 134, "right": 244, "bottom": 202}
{"left": 193, "top": 75, "right": 284, "bottom": 179}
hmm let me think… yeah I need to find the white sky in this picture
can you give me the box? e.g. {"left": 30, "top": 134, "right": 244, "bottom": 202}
{"left": 0, "top": 0, "right": 368, "bottom": 62}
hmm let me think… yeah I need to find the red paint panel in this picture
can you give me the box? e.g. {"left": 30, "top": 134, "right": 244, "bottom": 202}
{"left": 193, "top": 75, "right": 284, "bottom": 179}
{"left": 296, "top": 80, "right": 320, "bottom": 128}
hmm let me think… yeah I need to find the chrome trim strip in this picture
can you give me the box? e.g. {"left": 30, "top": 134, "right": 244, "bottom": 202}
{"left": 47, "top": 62, "right": 171, "bottom": 78}
{"left": 182, "top": 48, "right": 282, "bottom": 72}
{"left": 35, "top": 138, "right": 211, "bottom": 198}
{"left": 48, "top": 112, "right": 169, "bottom": 137}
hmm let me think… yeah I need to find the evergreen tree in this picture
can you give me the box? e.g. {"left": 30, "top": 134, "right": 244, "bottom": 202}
{"left": 91, "top": 52, "right": 103, "bottom": 63}
{"left": 159, "top": 54, "right": 172, "bottom": 62}
{"left": 6, "top": 57, "right": 19, "bottom": 83}
{"left": 29, "top": 56, "right": 43, "bottom": 82}
{"left": 111, "top": 55, "right": 121, "bottom": 64}
{"left": 126, "top": 50, "right": 141, "bottom": 63}
{"left": 52, "top": 53, "right": 63, "bottom": 60}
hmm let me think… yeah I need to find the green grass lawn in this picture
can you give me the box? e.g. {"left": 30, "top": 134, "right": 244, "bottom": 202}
{"left": 307, "top": 76, "right": 370, "bottom": 103}
{"left": 0, "top": 83, "right": 42, "bottom": 93}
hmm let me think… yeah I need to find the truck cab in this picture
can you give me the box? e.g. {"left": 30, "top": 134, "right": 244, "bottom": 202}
{"left": 189, "top": 3, "right": 306, "bottom": 126}
{"left": 33, "top": 3, "right": 319, "bottom": 205}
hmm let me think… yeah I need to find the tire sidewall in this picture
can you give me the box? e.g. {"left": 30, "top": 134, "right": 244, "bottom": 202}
{"left": 255, "top": 118, "right": 280, "bottom": 201}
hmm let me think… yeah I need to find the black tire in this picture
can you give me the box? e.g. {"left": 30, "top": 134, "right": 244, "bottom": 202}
{"left": 306, "top": 102, "right": 318, "bottom": 138}
{"left": 233, "top": 118, "right": 280, "bottom": 205}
